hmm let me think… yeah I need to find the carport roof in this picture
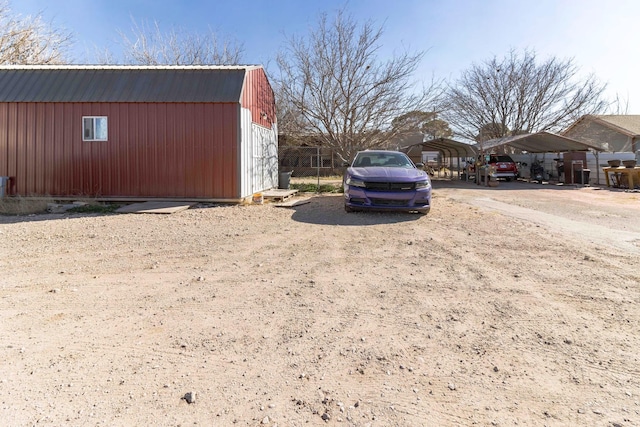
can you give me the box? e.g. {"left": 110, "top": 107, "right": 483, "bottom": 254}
{"left": 403, "top": 137, "right": 478, "bottom": 157}
{"left": 478, "top": 131, "right": 603, "bottom": 153}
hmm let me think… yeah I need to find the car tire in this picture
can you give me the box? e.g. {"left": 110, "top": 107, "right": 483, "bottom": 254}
{"left": 344, "top": 205, "right": 354, "bottom": 213}
{"left": 505, "top": 177, "right": 512, "bottom": 182}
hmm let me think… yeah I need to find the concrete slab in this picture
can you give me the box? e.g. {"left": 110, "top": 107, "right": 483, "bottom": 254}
{"left": 116, "top": 201, "right": 195, "bottom": 214}
{"left": 274, "top": 197, "right": 312, "bottom": 208}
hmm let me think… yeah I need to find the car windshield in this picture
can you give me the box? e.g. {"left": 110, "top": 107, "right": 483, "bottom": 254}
{"left": 353, "top": 153, "right": 412, "bottom": 168}
{"left": 494, "top": 155, "right": 514, "bottom": 163}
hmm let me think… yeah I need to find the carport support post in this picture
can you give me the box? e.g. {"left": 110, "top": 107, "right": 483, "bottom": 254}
{"left": 595, "top": 151, "right": 600, "bottom": 185}
{"left": 530, "top": 153, "right": 535, "bottom": 181}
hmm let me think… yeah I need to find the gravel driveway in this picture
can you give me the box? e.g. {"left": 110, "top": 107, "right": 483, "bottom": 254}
{"left": 1, "top": 179, "right": 639, "bottom": 426}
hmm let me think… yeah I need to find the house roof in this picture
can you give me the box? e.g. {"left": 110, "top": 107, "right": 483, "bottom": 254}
{"left": 478, "top": 131, "right": 603, "bottom": 153}
{"left": 0, "top": 65, "right": 262, "bottom": 103}
{"left": 562, "top": 114, "right": 640, "bottom": 137}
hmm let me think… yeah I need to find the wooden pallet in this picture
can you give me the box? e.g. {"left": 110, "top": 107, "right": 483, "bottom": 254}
{"left": 262, "top": 189, "right": 298, "bottom": 202}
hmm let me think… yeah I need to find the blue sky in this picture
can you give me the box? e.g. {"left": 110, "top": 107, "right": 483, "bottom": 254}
{"left": 12, "top": 0, "right": 640, "bottom": 113}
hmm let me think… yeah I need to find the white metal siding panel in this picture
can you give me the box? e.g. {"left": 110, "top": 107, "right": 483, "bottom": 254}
{"left": 265, "top": 121, "right": 278, "bottom": 188}
{"left": 253, "top": 122, "right": 278, "bottom": 190}
{"left": 250, "top": 123, "right": 264, "bottom": 194}
{"left": 240, "top": 107, "right": 253, "bottom": 198}
{"left": 239, "top": 107, "right": 278, "bottom": 197}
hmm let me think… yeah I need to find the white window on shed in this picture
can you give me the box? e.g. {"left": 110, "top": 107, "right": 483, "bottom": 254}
{"left": 83, "top": 116, "right": 108, "bottom": 141}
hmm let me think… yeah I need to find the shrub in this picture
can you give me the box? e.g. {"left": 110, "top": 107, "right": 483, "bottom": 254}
{"left": 290, "top": 183, "right": 342, "bottom": 193}
{"left": 66, "top": 203, "right": 120, "bottom": 214}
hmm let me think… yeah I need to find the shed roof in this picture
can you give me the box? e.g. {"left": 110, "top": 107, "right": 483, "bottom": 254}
{"left": 0, "top": 65, "right": 262, "bottom": 102}
{"left": 562, "top": 114, "right": 640, "bottom": 137}
{"left": 478, "top": 131, "right": 603, "bottom": 153}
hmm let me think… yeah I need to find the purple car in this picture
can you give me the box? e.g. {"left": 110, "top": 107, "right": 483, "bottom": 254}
{"left": 343, "top": 150, "right": 432, "bottom": 214}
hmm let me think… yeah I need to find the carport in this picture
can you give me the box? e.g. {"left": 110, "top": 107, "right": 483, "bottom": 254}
{"left": 402, "top": 131, "right": 603, "bottom": 182}
{"left": 403, "top": 137, "right": 477, "bottom": 179}
{"left": 479, "top": 132, "right": 604, "bottom": 184}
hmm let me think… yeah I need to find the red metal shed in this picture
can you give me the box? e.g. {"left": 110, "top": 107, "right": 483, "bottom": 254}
{"left": 0, "top": 65, "right": 278, "bottom": 201}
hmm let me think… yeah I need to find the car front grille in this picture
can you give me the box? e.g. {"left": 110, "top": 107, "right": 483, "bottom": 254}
{"left": 369, "top": 198, "right": 410, "bottom": 207}
{"left": 365, "top": 181, "right": 415, "bottom": 191}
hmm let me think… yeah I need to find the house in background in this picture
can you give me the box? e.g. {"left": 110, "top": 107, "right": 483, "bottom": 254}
{"left": 562, "top": 115, "right": 640, "bottom": 153}
{"left": 0, "top": 65, "right": 278, "bottom": 201}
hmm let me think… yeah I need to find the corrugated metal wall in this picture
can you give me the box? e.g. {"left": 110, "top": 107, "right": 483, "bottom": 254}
{"left": 239, "top": 109, "right": 278, "bottom": 198}
{"left": 240, "top": 108, "right": 254, "bottom": 197}
{"left": 241, "top": 68, "right": 276, "bottom": 129}
{"left": 262, "top": 122, "right": 279, "bottom": 189}
{"left": 0, "top": 102, "right": 240, "bottom": 199}
{"left": 238, "top": 68, "right": 278, "bottom": 197}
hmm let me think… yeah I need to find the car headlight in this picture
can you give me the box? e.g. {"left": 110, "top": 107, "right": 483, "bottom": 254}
{"left": 415, "top": 180, "right": 431, "bottom": 189}
{"left": 346, "top": 177, "right": 366, "bottom": 187}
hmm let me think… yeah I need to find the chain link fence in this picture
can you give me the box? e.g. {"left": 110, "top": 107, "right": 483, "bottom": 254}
{"left": 278, "top": 146, "right": 344, "bottom": 179}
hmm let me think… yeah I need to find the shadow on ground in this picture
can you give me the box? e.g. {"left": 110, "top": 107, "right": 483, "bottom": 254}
{"left": 289, "top": 194, "right": 424, "bottom": 226}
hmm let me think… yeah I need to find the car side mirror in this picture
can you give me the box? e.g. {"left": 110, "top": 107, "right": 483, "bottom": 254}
{"left": 342, "top": 161, "right": 351, "bottom": 167}
{"left": 415, "top": 162, "right": 424, "bottom": 169}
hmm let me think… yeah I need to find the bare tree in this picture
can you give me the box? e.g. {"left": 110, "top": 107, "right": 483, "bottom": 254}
{"left": 0, "top": 1, "right": 73, "bottom": 64}
{"left": 117, "top": 18, "right": 244, "bottom": 65}
{"left": 275, "top": 8, "right": 440, "bottom": 162}
{"left": 609, "top": 93, "right": 630, "bottom": 115}
{"left": 275, "top": 93, "right": 308, "bottom": 144}
{"left": 391, "top": 111, "right": 452, "bottom": 140}
{"left": 444, "top": 49, "right": 608, "bottom": 144}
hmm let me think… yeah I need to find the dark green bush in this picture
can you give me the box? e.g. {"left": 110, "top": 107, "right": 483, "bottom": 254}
{"left": 67, "top": 203, "right": 121, "bottom": 214}
{"left": 290, "top": 183, "right": 343, "bottom": 193}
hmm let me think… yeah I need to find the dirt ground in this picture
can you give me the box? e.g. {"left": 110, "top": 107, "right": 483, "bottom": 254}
{"left": 1, "top": 179, "right": 640, "bottom": 426}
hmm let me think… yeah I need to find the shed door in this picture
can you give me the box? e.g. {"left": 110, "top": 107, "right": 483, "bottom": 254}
{"left": 252, "top": 125, "right": 265, "bottom": 193}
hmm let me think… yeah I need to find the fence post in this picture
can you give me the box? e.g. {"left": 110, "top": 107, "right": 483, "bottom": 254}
{"left": 316, "top": 146, "right": 321, "bottom": 193}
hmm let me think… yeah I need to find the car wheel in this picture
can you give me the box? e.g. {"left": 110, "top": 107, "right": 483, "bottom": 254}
{"left": 344, "top": 205, "right": 354, "bottom": 213}
{"left": 505, "top": 177, "right": 511, "bottom": 182}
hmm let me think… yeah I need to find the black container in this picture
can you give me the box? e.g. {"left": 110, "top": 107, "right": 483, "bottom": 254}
{"left": 573, "top": 169, "right": 590, "bottom": 184}
{"left": 278, "top": 171, "right": 293, "bottom": 189}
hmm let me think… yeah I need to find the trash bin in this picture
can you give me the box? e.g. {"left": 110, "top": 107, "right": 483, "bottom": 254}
{"left": 573, "top": 169, "right": 590, "bottom": 185}
{"left": 278, "top": 171, "right": 293, "bottom": 189}
{"left": 0, "top": 176, "right": 8, "bottom": 198}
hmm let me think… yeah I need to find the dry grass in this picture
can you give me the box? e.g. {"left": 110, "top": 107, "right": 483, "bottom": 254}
{"left": 0, "top": 196, "right": 55, "bottom": 215}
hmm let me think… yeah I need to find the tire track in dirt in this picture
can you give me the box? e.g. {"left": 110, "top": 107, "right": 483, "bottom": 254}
{"left": 449, "top": 193, "right": 640, "bottom": 254}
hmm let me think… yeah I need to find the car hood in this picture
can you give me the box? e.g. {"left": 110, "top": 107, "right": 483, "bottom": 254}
{"left": 348, "top": 166, "right": 428, "bottom": 181}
